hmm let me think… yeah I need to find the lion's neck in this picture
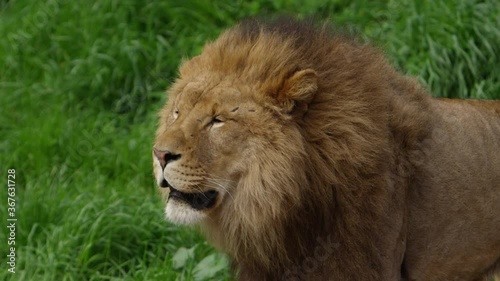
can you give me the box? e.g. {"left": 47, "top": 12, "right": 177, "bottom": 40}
{"left": 202, "top": 197, "right": 335, "bottom": 280}
{"left": 201, "top": 161, "right": 337, "bottom": 279}
{"left": 199, "top": 143, "right": 335, "bottom": 278}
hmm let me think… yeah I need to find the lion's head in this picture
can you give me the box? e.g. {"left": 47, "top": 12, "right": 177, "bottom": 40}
{"left": 153, "top": 21, "right": 327, "bottom": 219}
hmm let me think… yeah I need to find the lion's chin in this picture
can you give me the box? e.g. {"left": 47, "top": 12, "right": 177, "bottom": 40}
{"left": 160, "top": 184, "right": 219, "bottom": 225}
{"left": 165, "top": 199, "right": 207, "bottom": 225}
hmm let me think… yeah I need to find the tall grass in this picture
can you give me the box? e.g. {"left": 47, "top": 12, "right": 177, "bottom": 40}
{"left": 1, "top": 0, "right": 499, "bottom": 280}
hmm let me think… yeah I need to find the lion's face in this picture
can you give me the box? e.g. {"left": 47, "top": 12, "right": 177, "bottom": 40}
{"left": 153, "top": 77, "right": 281, "bottom": 225}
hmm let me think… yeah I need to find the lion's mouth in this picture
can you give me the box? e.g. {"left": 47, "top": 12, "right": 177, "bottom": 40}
{"left": 168, "top": 185, "right": 218, "bottom": 210}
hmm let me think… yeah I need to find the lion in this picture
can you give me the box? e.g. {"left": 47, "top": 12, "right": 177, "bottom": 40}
{"left": 153, "top": 18, "right": 500, "bottom": 281}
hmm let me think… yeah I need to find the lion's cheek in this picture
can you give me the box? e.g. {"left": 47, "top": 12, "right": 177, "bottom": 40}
{"left": 203, "top": 129, "right": 253, "bottom": 169}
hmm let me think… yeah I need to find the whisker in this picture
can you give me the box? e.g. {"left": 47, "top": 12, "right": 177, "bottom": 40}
{"left": 204, "top": 177, "right": 235, "bottom": 201}
{"left": 205, "top": 176, "right": 236, "bottom": 184}
{"left": 192, "top": 185, "right": 210, "bottom": 199}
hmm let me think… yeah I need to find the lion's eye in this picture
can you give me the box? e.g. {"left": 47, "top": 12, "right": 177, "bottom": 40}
{"left": 209, "top": 116, "right": 224, "bottom": 128}
{"left": 173, "top": 110, "right": 179, "bottom": 119}
{"left": 212, "top": 117, "right": 223, "bottom": 123}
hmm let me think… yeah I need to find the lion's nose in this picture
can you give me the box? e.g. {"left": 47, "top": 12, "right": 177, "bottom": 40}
{"left": 153, "top": 148, "right": 181, "bottom": 169}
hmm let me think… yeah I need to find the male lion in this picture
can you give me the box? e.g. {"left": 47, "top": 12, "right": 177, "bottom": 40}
{"left": 153, "top": 18, "right": 500, "bottom": 280}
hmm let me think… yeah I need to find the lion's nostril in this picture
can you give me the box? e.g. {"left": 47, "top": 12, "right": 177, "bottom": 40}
{"left": 165, "top": 152, "right": 181, "bottom": 164}
{"left": 154, "top": 148, "right": 181, "bottom": 169}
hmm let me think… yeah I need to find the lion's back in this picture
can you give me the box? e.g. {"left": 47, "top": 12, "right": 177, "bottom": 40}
{"left": 405, "top": 98, "right": 500, "bottom": 280}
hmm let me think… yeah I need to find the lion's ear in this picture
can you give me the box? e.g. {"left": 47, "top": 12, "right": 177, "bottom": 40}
{"left": 275, "top": 69, "right": 318, "bottom": 115}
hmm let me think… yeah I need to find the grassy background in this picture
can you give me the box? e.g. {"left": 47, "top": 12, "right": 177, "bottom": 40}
{"left": 1, "top": 0, "right": 499, "bottom": 280}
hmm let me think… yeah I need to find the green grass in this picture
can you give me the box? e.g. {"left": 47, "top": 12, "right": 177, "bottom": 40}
{"left": 1, "top": 0, "right": 499, "bottom": 280}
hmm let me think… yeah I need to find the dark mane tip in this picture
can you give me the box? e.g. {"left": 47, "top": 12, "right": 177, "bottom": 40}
{"left": 235, "top": 16, "right": 361, "bottom": 48}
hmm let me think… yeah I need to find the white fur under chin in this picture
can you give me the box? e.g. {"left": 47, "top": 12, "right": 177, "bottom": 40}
{"left": 165, "top": 199, "right": 206, "bottom": 225}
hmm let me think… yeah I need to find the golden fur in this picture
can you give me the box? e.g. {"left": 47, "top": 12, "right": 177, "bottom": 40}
{"left": 153, "top": 18, "right": 500, "bottom": 280}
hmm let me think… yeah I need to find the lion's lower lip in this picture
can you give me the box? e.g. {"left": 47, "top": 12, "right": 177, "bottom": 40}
{"left": 169, "top": 186, "right": 218, "bottom": 210}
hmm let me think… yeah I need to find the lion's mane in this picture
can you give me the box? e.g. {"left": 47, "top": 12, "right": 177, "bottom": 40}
{"left": 190, "top": 18, "right": 434, "bottom": 280}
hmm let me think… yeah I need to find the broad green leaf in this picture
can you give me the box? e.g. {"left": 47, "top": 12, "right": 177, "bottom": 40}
{"left": 193, "top": 253, "right": 230, "bottom": 281}
{"left": 172, "top": 246, "right": 196, "bottom": 269}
